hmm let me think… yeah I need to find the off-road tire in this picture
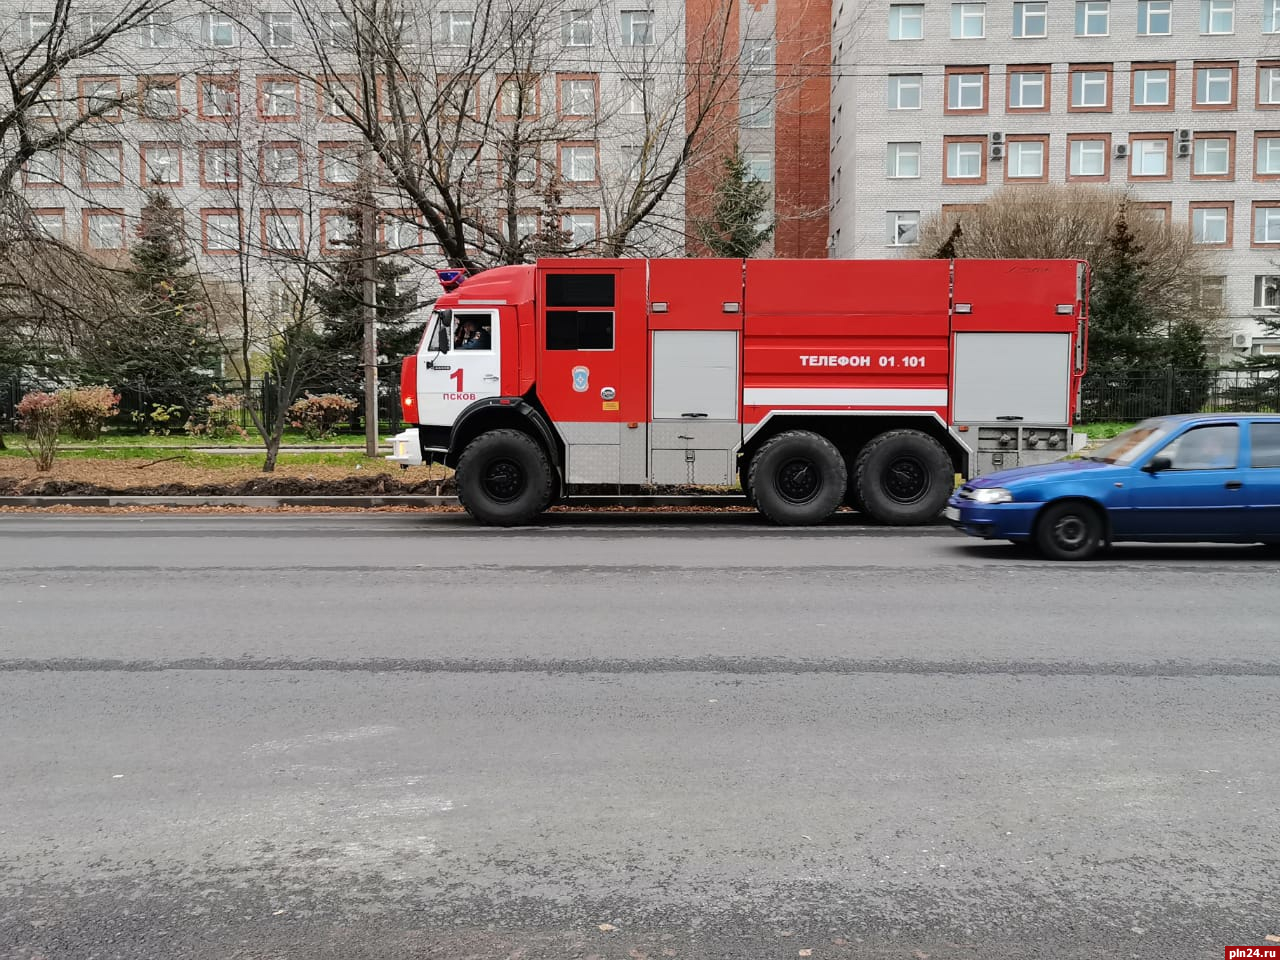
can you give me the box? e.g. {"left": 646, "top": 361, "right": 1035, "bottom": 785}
{"left": 746, "top": 430, "right": 847, "bottom": 525}
{"left": 456, "top": 429, "right": 554, "bottom": 526}
{"left": 1034, "top": 500, "right": 1104, "bottom": 561}
{"left": 854, "top": 429, "right": 953, "bottom": 525}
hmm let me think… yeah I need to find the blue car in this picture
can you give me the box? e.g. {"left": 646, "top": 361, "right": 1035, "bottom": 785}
{"left": 946, "top": 413, "right": 1280, "bottom": 559}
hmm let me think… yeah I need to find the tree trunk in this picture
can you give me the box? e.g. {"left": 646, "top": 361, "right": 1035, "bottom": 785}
{"left": 263, "top": 436, "right": 280, "bottom": 473}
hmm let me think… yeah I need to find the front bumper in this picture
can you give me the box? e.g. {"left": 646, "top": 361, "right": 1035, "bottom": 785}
{"left": 945, "top": 495, "right": 1042, "bottom": 540}
{"left": 386, "top": 428, "right": 424, "bottom": 467}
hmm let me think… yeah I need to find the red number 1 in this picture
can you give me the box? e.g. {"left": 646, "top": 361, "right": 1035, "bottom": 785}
{"left": 450, "top": 369, "right": 464, "bottom": 392}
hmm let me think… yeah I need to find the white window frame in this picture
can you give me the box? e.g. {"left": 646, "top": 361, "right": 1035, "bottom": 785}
{"left": 888, "top": 74, "right": 922, "bottom": 110}
{"left": 204, "top": 146, "right": 239, "bottom": 184}
{"left": 1072, "top": 71, "right": 1108, "bottom": 108}
{"left": 143, "top": 79, "right": 179, "bottom": 119}
{"left": 1267, "top": 0, "right": 1280, "bottom": 32}
{"left": 1200, "top": 0, "right": 1234, "bottom": 33}
{"left": 265, "top": 12, "right": 296, "bottom": 48}
{"left": 620, "top": 10, "right": 654, "bottom": 46}
{"left": 203, "top": 12, "right": 236, "bottom": 46}
{"left": 328, "top": 12, "right": 354, "bottom": 47}
{"left": 84, "top": 143, "right": 123, "bottom": 184}
{"left": 83, "top": 78, "right": 121, "bottom": 116}
{"left": 1196, "top": 67, "right": 1233, "bottom": 105}
{"left": 888, "top": 211, "right": 920, "bottom": 246}
{"left": 1194, "top": 138, "right": 1231, "bottom": 175}
{"left": 622, "top": 79, "right": 653, "bottom": 114}
{"left": 385, "top": 217, "right": 421, "bottom": 252}
{"left": 745, "top": 151, "right": 773, "bottom": 182}
{"left": 1009, "top": 71, "right": 1045, "bottom": 108}
{"left": 264, "top": 213, "right": 302, "bottom": 252}
{"left": 25, "top": 153, "right": 61, "bottom": 184}
{"left": 24, "top": 11, "right": 53, "bottom": 43}
{"left": 325, "top": 145, "right": 362, "bottom": 184}
{"left": 1008, "top": 140, "right": 1045, "bottom": 178}
{"left": 1012, "top": 1, "right": 1047, "bottom": 37}
{"left": 1075, "top": 0, "right": 1109, "bottom": 35}
{"left": 744, "top": 38, "right": 773, "bottom": 73}
{"left": 1258, "top": 136, "right": 1280, "bottom": 176}
{"left": 263, "top": 80, "right": 298, "bottom": 117}
{"left": 144, "top": 144, "right": 181, "bottom": 184}
{"left": 889, "top": 4, "right": 924, "bottom": 39}
{"left": 560, "top": 78, "right": 596, "bottom": 116}
{"left": 1138, "top": 0, "right": 1172, "bottom": 34}
{"left": 202, "top": 78, "right": 236, "bottom": 117}
{"left": 441, "top": 10, "right": 473, "bottom": 45}
{"left": 35, "top": 210, "right": 64, "bottom": 239}
{"left": 740, "top": 92, "right": 773, "bottom": 128}
{"left": 886, "top": 142, "right": 921, "bottom": 178}
{"left": 1255, "top": 275, "right": 1280, "bottom": 308}
{"left": 87, "top": 211, "right": 125, "bottom": 249}
{"left": 261, "top": 144, "right": 299, "bottom": 183}
{"left": 323, "top": 214, "right": 358, "bottom": 250}
{"left": 1132, "top": 139, "right": 1168, "bottom": 176}
{"left": 1192, "top": 207, "right": 1229, "bottom": 243}
{"left": 950, "top": 2, "right": 985, "bottom": 38}
{"left": 561, "top": 213, "right": 597, "bottom": 245}
{"left": 560, "top": 144, "right": 596, "bottom": 182}
{"left": 561, "top": 9, "right": 593, "bottom": 45}
{"left": 1070, "top": 139, "right": 1106, "bottom": 176}
{"left": 1259, "top": 67, "right": 1280, "bottom": 105}
{"left": 1196, "top": 275, "right": 1225, "bottom": 308}
{"left": 946, "top": 142, "right": 983, "bottom": 178}
{"left": 1133, "top": 69, "right": 1170, "bottom": 106}
{"left": 948, "top": 72, "right": 984, "bottom": 110}
{"left": 1256, "top": 207, "right": 1280, "bottom": 244}
{"left": 205, "top": 213, "right": 241, "bottom": 251}
{"left": 145, "top": 11, "right": 174, "bottom": 47}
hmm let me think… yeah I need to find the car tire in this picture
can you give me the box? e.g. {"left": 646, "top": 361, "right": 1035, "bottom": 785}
{"left": 854, "top": 429, "right": 954, "bottom": 526}
{"left": 1034, "top": 501, "right": 1104, "bottom": 561}
{"left": 747, "top": 430, "right": 846, "bottom": 525}
{"left": 456, "top": 429, "right": 553, "bottom": 526}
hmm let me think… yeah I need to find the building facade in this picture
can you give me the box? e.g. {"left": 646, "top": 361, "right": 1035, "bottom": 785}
{"left": 830, "top": 0, "right": 1280, "bottom": 356}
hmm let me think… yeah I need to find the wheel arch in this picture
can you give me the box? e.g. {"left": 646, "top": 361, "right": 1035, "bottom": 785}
{"left": 1033, "top": 495, "right": 1112, "bottom": 543}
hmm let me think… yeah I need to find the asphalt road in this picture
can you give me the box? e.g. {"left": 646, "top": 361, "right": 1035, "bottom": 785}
{"left": 1, "top": 513, "right": 1278, "bottom": 960}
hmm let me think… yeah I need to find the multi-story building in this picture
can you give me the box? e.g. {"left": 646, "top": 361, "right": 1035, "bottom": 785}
{"left": 830, "top": 0, "right": 1280, "bottom": 357}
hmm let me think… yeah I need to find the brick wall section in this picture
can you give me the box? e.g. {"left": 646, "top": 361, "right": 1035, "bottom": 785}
{"left": 684, "top": 0, "right": 741, "bottom": 255}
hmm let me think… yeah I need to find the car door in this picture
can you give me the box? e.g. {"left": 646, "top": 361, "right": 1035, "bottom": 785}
{"left": 416, "top": 309, "right": 502, "bottom": 428}
{"left": 1244, "top": 420, "right": 1280, "bottom": 539}
{"left": 1121, "top": 422, "right": 1249, "bottom": 540}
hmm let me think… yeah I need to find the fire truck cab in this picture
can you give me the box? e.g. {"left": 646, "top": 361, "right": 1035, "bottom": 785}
{"left": 389, "top": 257, "right": 1089, "bottom": 527}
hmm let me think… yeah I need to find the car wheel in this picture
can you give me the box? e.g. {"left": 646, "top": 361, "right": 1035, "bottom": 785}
{"left": 1035, "top": 501, "right": 1103, "bottom": 561}
{"left": 747, "top": 430, "right": 846, "bottom": 525}
{"left": 456, "top": 429, "right": 553, "bottom": 526}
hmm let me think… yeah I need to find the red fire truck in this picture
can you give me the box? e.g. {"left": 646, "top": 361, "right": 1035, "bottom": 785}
{"left": 388, "top": 257, "right": 1090, "bottom": 526}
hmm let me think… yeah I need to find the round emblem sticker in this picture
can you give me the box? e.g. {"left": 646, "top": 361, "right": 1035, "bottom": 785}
{"left": 571, "top": 366, "right": 590, "bottom": 393}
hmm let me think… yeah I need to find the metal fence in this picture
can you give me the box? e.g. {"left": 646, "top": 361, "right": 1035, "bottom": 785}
{"left": 1078, "top": 368, "right": 1279, "bottom": 423}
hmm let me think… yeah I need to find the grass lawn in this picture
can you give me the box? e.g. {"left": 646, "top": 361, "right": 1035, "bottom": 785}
{"left": 0, "top": 445, "right": 390, "bottom": 469}
{"left": 1078, "top": 421, "right": 1135, "bottom": 441}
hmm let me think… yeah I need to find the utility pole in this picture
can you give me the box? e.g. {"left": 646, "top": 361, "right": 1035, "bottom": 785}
{"left": 361, "top": 190, "right": 378, "bottom": 458}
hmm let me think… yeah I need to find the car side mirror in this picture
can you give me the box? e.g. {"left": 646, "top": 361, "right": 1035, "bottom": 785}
{"left": 1144, "top": 455, "right": 1172, "bottom": 474}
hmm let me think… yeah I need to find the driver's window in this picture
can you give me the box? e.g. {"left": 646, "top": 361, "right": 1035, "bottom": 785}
{"left": 430, "top": 315, "right": 451, "bottom": 353}
{"left": 452, "top": 312, "right": 493, "bottom": 351}
{"left": 1158, "top": 424, "right": 1239, "bottom": 470}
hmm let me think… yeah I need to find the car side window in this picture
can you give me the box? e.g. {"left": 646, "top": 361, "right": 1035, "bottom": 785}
{"left": 1251, "top": 422, "right": 1280, "bottom": 468}
{"left": 1159, "top": 424, "right": 1239, "bottom": 470}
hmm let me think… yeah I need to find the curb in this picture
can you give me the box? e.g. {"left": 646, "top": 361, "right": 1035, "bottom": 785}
{"left": 0, "top": 494, "right": 751, "bottom": 509}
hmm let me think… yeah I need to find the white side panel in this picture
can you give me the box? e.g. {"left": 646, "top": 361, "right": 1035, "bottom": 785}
{"left": 652, "top": 330, "right": 739, "bottom": 421}
{"left": 952, "top": 333, "right": 1072, "bottom": 424}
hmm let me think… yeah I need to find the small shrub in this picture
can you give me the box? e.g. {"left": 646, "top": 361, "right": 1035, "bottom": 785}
{"left": 186, "top": 392, "right": 248, "bottom": 440}
{"left": 58, "top": 385, "right": 120, "bottom": 441}
{"left": 16, "top": 391, "right": 63, "bottom": 471}
{"left": 288, "top": 393, "right": 358, "bottom": 440}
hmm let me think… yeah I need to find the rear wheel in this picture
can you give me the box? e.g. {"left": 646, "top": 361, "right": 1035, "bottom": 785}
{"left": 854, "top": 429, "right": 953, "bottom": 525}
{"left": 456, "top": 429, "right": 553, "bottom": 526}
{"left": 1034, "top": 501, "right": 1103, "bottom": 561}
{"left": 747, "top": 430, "right": 846, "bottom": 525}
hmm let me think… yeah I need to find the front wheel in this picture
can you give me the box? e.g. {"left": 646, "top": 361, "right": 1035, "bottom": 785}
{"left": 456, "top": 429, "right": 554, "bottom": 526}
{"left": 1035, "top": 501, "right": 1104, "bottom": 561}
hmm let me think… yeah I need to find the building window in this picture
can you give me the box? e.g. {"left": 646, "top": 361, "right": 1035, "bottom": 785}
{"left": 265, "top": 12, "right": 295, "bottom": 47}
{"left": 1006, "top": 137, "right": 1047, "bottom": 180}
{"left": 144, "top": 12, "right": 174, "bottom": 47}
{"left": 203, "top": 13, "right": 235, "bottom": 46}
{"left": 561, "top": 212, "right": 598, "bottom": 246}
{"left": 1199, "top": 0, "right": 1234, "bottom": 33}
{"left": 944, "top": 137, "right": 986, "bottom": 181}
{"left": 1267, "top": 0, "right": 1280, "bottom": 32}
{"left": 1008, "top": 67, "right": 1048, "bottom": 109}
{"left": 33, "top": 208, "right": 64, "bottom": 240}
{"left": 1255, "top": 275, "right": 1280, "bottom": 308}
{"left": 1070, "top": 66, "right": 1111, "bottom": 111}
{"left": 262, "top": 210, "right": 304, "bottom": 254}
{"left": 140, "top": 76, "right": 179, "bottom": 119}
{"left": 82, "top": 141, "right": 124, "bottom": 187}
{"left": 439, "top": 10, "right": 473, "bottom": 44}
{"left": 1130, "top": 135, "right": 1170, "bottom": 177}
{"left": 22, "top": 11, "right": 52, "bottom": 43}
{"left": 888, "top": 211, "right": 920, "bottom": 246}
{"left": 740, "top": 92, "right": 773, "bottom": 128}
{"left": 1195, "top": 275, "right": 1225, "bottom": 308}
{"left": 383, "top": 212, "right": 423, "bottom": 252}
{"left": 318, "top": 75, "right": 359, "bottom": 122}
{"left": 951, "top": 2, "right": 985, "bottom": 37}
{"left": 259, "top": 78, "right": 301, "bottom": 120}
{"left": 79, "top": 76, "right": 122, "bottom": 120}
{"left": 889, "top": 4, "right": 924, "bottom": 39}
{"left": 328, "top": 12, "right": 354, "bottom": 48}
{"left": 888, "top": 74, "right": 923, "bottom": 109}
{"left": 622, "top": 79, "right": 653, "bottom": 114}
{"left": 744, "top": 38, "right": 773, "bottom": 73}
{"left": 1068, "top": 135, "right": 1109, "bottom": 179}
{"left": 1258, "top": 65, "right": 1280, "bottom": 107}
{"left": 320, "top": 211, "right": 359, "bottom": 253}
{"left": 1130, "top": 202, "right": 1172, "bottom": 226}
{"left": 558, "top": 76, "right": 597, "bottom": 117}
{"left": 560, "top": 143, "right": 597, "bottom": 182}
{"left": 23, "top": 152, "right": 63, "bottom": 186}
{"left": 202, "top": 210, "right": 241, "bottom": 254}
{"left": 620, "top": 10, "right": 654, "bottom": 45}
{"left": 320, "top": 142, "right": 362, "bottom": 185}
{"left": 1194, "top": 63, "right": 1236, "bottom": 108}
{"left": 1012, "top": 1, "right": 1047, "bottom": 37}
{"left": 562, "top": 9, "right": 593, "bottom": 45}
{"left": 198, "top": 75, "right": 238, "bottom": 119}
{"left": 1075, "top": 1, "right": 1109, "bottom": 35}
{"left": 1254, "top": 203, "right": 1280, "bottom": 245}
{"left": 745, "top": 152, "right": 773, "bottom": 182}
{"left": 1190, "top": 204, "right": 1231, "bottom": 244}
{"left": 1257, "top": 134, "right": 1280, "bottom": 177}
{"left": 1138, "top": 0, "right": 1172, "bottom": 34}
{"left": 141, "top": 142, "right": 182, "bottom": 185}
{"left": 946, "top": 67, "right": 987, "bottom": 112}
{"left": 85, "top": 210, "right": 126, "bottom": 250}
{"left": 887, "top": 142, "right": 921, "bottom": 178}
{"left": 498, "top": 77, "right": 539, "bottom": 119}
{"left": 500, "top": 149, "right": 539, "bottom": 185}
{"left": 1192, "top": 135, "right": 1233, "bottom": 177}
{"left": 1131, "top": 65, "right": 1173, "bottom": 109}
{"left": 260, "top": 142, "right": 301, "bottom": 185}
{"left": 200, "top": 143, "right": 240, "bottom": 186}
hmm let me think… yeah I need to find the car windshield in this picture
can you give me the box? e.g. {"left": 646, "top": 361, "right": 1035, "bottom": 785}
{"left": 1085, "top": 419, "right": 1175, "bottom": 465}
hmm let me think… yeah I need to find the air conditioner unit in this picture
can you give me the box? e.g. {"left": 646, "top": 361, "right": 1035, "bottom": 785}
{"left": 1177, "top": 128, "right": 1192, "bottom": 142}
{"left": 1232, "top": 332, "right": 1252, "bottom": 349}
{"left": 1114, "top": 143, "right": 1129, "bottom": 158}
{"left": 1176, "top": 141, "right": 1192, "bottom": 158}
{"left": 991, "top": 131, "right": 1004, "bottom": 144}
{"left": 990, "top": 144, "right": 1005, "bottom": 160}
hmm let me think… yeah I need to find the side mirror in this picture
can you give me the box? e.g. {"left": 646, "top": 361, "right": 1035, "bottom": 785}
{"left": 1144, "top": 455, "right": 1172, "bottom": 474}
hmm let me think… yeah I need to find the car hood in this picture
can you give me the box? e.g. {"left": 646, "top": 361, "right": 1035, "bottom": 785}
{"left": 969, "top": 458, "right": 1120, "bottom": 488}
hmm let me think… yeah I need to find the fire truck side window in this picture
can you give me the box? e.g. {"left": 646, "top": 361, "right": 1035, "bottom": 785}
{"left": 546, "top": 273, "right": 615, "bottom": 307}
{"left": 546, "top": 311, "right": 614, "bottom": 351}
